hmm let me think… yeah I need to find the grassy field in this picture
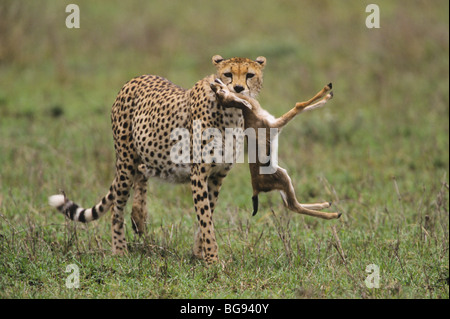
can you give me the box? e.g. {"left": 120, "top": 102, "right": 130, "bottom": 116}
{"left": 0, "top": 0, "right": 448, "bottom": 299}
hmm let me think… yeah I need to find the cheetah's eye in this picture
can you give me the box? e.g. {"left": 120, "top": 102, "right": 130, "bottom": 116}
{"left": 246, "top": 73, "right": 255, "bottom": 79}
{"left": 224, "top": 72, "right": 233, "bottom": 78}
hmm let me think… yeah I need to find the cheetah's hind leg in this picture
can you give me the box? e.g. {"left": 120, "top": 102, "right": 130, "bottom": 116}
{"left": 131, "top": 164, "right": 149, "bottom": 235}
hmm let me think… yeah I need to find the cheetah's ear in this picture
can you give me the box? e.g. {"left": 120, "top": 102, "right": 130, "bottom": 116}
{"left": 255, "top": 56, "right": 266, "bottom": 69}
{"left": 212, "top": 55, "right": 224, "bottom": 66}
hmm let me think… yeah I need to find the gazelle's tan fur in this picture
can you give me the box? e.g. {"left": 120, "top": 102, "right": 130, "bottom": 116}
{"left": 211, "top": 79, "right": 341, "bottom": 220}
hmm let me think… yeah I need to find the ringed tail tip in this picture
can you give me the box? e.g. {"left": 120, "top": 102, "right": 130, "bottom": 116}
{"left": 48, "top": 194, "right": 66, "bottom": 209}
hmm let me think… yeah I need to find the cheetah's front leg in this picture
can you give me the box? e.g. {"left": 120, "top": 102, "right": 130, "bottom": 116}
{"left": 193, "top": 173, "right": 227, "bottom": 259}
{"left": 190, "top": 164, "right": 219, "bottom": 264}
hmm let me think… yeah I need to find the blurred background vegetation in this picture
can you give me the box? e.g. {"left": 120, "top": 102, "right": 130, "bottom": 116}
{"left": 0, "top": 0, "right": 448, "bottom": 298}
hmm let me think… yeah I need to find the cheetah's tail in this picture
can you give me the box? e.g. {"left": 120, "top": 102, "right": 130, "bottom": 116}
{"left": 48, "top": 189, "right": 114, "bottom": 223}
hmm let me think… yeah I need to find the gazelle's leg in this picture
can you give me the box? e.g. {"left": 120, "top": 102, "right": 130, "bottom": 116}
{"left": 299, "top": 202, "right": 332, "bottom": 210}
{"left": 276, "top": 168, "right": 341, "bottom": 220}
{"left": 299, "top": 91, "right": 333, "bottom": 113}
{"left": 270, "top": 84, "right": 333, "bottom": 129}
{"left": 294, "top": 83, "right": 332, "bottom": 110}
{"left": 280, "top": 191, "right": 331, "bottom": 210}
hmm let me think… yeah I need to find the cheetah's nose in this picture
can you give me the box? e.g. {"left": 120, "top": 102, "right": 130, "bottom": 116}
{"left": 233, "top": 85, "right": 245, "bottom": 93}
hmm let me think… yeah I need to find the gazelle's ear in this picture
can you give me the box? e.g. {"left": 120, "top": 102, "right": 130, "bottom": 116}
{"left": 255, "top": 56, "right": 266, "bottom": 68}
{"left": 212, "top": 55, "right": 224, "bottom": 66}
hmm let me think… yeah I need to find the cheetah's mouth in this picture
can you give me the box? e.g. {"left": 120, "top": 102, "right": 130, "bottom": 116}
{"left": 230, "top": 87, "right": 250, "bottom": 97}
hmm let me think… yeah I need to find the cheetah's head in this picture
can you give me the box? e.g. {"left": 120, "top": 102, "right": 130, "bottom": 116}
{"left": 212, "top": 55, "right": 266, "bottom": 98}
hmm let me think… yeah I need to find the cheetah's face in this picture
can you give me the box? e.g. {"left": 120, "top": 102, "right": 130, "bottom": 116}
{"left": 212, "top": 55, "right": 266, "bottom": 98}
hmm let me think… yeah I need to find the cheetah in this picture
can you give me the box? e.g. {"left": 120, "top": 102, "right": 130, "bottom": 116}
{"left": 210, "top": 78, "right": 341, "bottom": 219}
{"left": 49, "top": 55, "right": 266, "bottom": 264}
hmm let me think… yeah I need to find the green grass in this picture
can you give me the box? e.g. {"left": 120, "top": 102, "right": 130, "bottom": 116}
{"left": 0, "top": 0, "right": 448, "bottom": 299}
